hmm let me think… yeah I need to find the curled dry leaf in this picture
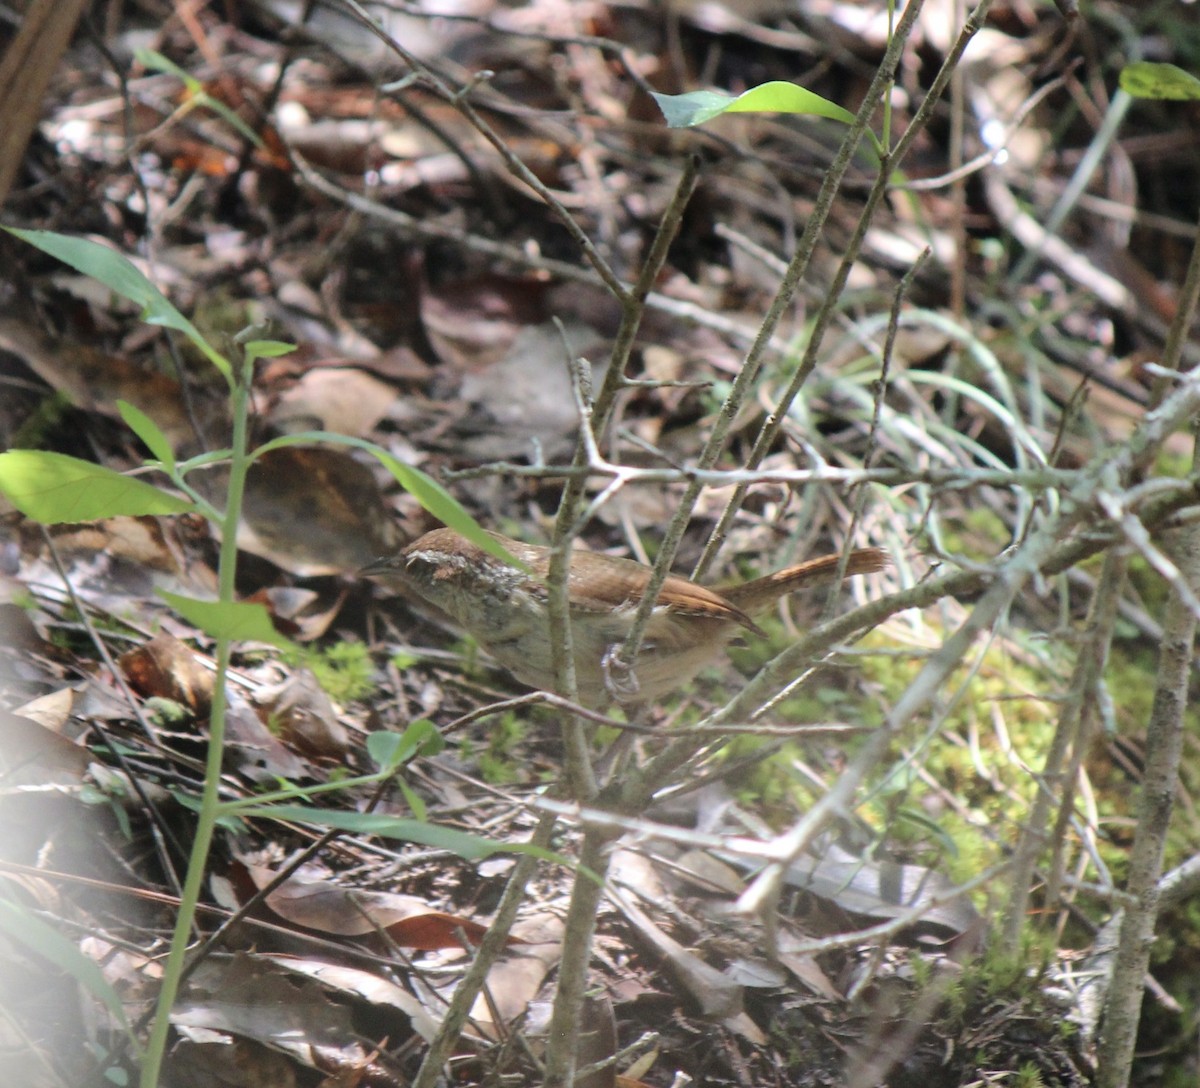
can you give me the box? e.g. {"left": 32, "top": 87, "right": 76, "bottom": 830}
{"left": 0, "top": 316, "right": 208, "bottom": 448}
{"left": 468, "top": 911, "right": 565, "bottom": 1041}
{"left": 223, "top": 689, "right": 310, "bottom": 783}
{"left": 119, "top": 631, "right": 215, "bottom": 715}
{"left": 41, "top": 516, "right": 218, "bottom": 598}
{"left": 256, "top": 669, "right": 351, "bottom": 761}
{"left": 242, "top": 586, "right": 345, "bottom": 643}
{"left": 174, "top": 952, "right": 407, "bottom": 1083}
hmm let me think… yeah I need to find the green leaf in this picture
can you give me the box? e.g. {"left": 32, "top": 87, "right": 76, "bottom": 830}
{"left": 195, "top": 94, "right": 266, "bottom": 150}
{"left": 367, "top": 719, "right": 443, "bottom": 770}
{"left": 0, "top": 450, "right": 192, "bottom": 522}
{"left": 399, "top": 780, "right": 427, "bottom": 822}
{"left": 242, "top": 339, "right": 296, "bottom": 361}
{"left": 1119, "top": 62, "right": 1200, "bottom": 100}
{"left": 242, "top": 804, "right": 562, "bottom": 862}
{"left": 2, "top": 228, "right": 231, "bottom": 380}
{"left": 159, "top": 591, "right": 295, "bottom": 650}
{"left": 651, "top": 81, "right": 857, "bottom": 128}
{"left": 373, "top": 451, "right": 527, "bottom": 568}
{"left": 134, "top": 47, "right": 200, "bottom": 92}
{"left": 117, "top": 400, "right": 176, "bottom": 473}
{"left": 0, "top": 896, "right": 132, "bottom": 1036}
{"left": 135, "top": 47, "right": 265, "bottom": 149}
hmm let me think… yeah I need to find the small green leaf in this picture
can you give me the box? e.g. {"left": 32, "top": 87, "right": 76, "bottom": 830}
{"left": 399, "top": 780, "right": 427, "bottom": 822}
{"left": 117, "top": 401, "right": 176, "bottom": 473}
{"left": 0, "top": 450, "right": 192, "bottom": 522}
{"left": 650, "top": 89, "right": 734, "bottom": 128}
{"left": 3, "top": 228, "right": 231, "bottom": 380}
{"left": 135, "top": 47, "right": 200, "bottom": 92}
{"left": 374, "top": 451, "right": 523, "bottom": 568}
{"left": 135, "top": 48, "right": 264, "bottom": 148}
{"left": 242, "top": 340, "right": 296, "bottom": 361}
{"left": 241, "top": 804, "right": 561, "bottom": 862}
{"left": 651, "top": 81, "right": 857, "bottom": 128}
{"left": 1119, "top": 62, "right": 1200, "bottom": 100}
{"left": 367, "top": 719, "right": 442, "bottom": 769}
{"left": 367, "top": 731, "right": 404, "bottom": 769}
{"left": 159, "top": 591, "right": 295, "bottom": 650}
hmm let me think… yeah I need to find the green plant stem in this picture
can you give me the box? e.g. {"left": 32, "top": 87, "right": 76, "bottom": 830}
{"left": 138, "top": 352, "right": 253, "bottom": 1088}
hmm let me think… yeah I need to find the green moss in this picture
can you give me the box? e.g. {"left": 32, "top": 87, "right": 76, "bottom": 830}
{"left": 1014, "top": 1061, "right": 1046, "bottom": 1088}
{"left": 144, "top": 697, "right": 193, "bottom": 728}
{"left": 296, "top": 640, "right": 376, "bottom": 702}
{"left": 1153, "top": 445, "right": 1194, "bottom": 481}
{"left": 937, "top": 506, "right": 1013, "bottom": 560}
{"left": 690, "top": 544, "right": 1194, "bottom": 935}
{"left": 722, "top": 608, "right": 1147, "bottom": 910}
{"left": 10, "top": 390, "right": 73, "bottom": 449}
{"left": 943, "top": 934, "right": 1053, "bottom": 1025}
{"left": 476, "top": 711, "right": 528, "bottom": 785}
{"left": 190, "top": 288, "right": 267, "bottom": 361}
{"left": 593, "top": 705, "right": 627, "bottom": 749}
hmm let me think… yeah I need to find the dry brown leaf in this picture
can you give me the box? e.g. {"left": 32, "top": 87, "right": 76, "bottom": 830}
{"left": 11, "top": 687, "right": 75, "bottom": 732}
{"left": 256, "top": 669, "right": 350, "bottom": 760}
{"left": 450, "top": 321, "right": 605, "bottom": 461}
{"left": 242, "top": 586, "right": 346, "bottom": 643}
{"left": 468, "top": 910, "right": 565, "bottom": 1037}
{"left": 164, "top": 1036, "right": 298, "bottom": 1088}
{"left": 120, "top": 632, "right": 214, "bottom": 714}
{"left": 174, "top": 953, "right": 406, "bottom": 1084}
{"left": 0, "top": 316, "right": 213, "bottom": 447}
{"left": 421, "top": 273, "right": 548, "bottom": 372}
{"left": 247, "top": 864, "right": 489, "bottom": 949}
{"left": 210, "top": 447, "right": 400, "bottom": 576}
{"left": 0, "top": 710, "right": 88, "bottom": 787}
{"left": 41, "top": 516, "right": 217, "bottom": 597}
{"left": 267, "top": 367, "right": 398, "bottom": 439}
{"left": 261, "top": 954, "right": 438, "bottom": 1043}
{"left": 781, "top": 842, "right": 982, "bottom": 940}
{"left": 224, "top": 691, "right": 310, "bottom": 782}
{"left": 610, "top": 890, "right": 743, "bottom": 1020}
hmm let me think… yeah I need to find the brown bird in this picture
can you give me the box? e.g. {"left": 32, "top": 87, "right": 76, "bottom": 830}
{"left": 363, "top": 527, "right": 888, "bottom": 705}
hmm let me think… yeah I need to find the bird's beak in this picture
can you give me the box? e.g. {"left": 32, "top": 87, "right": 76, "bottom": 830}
{"left": 358, "top": 555, "right": 396, "bottom": 578}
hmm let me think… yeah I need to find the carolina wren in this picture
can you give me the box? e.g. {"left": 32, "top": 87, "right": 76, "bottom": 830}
{"left": 363, "top": 528, "right": 888, "bottom": 705}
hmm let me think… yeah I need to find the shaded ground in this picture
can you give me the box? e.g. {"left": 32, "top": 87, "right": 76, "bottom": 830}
{"left": 2, "top": 2, "right": 1199, "bottom": 1086}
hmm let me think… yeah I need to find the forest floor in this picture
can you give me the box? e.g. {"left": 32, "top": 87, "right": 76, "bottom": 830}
{"left": 2, "top": 2, "right": 1200, "bottom": 1086}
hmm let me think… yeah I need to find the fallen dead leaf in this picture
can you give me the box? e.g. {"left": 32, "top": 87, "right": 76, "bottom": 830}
{"left": 256, "top": 669, "right": 351, "bottom": 760}
{"left": 120, "top": 631, "right": 215, "bottom": 715}
{"left": 0, "top": 709, "right": 88, "bottom": 787}
{"left": 246, "top": 863, "right": 490, "bottom": 949}
{"left": 230, "top": 447, "right": 400, "bottom": 576}
{"left": 267, "top": 366, "right": 398, "bottom": 439}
